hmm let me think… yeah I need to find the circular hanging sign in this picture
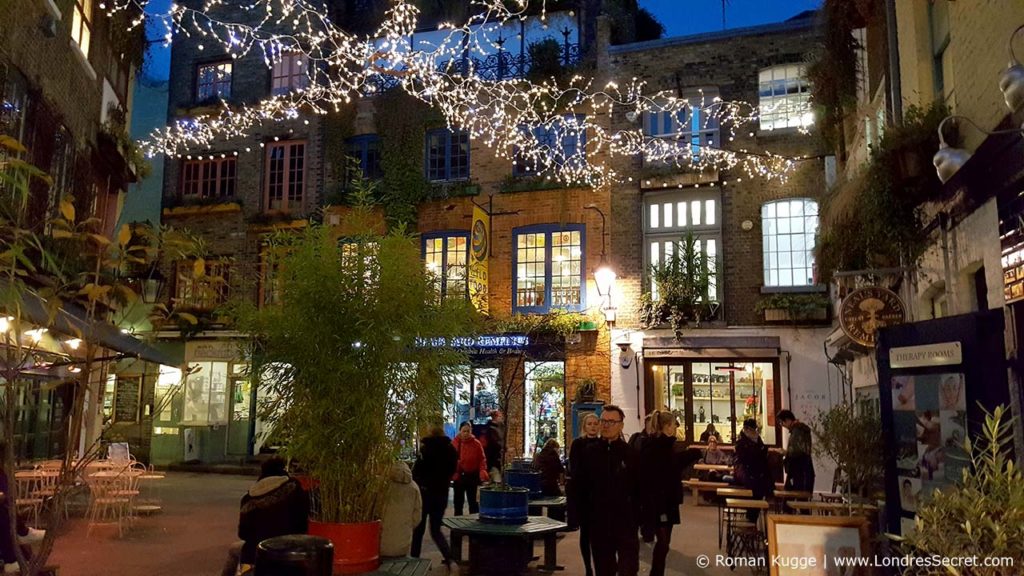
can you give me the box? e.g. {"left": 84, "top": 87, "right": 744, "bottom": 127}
{"left": 471, "top": 218, "right": 488, "bottom": 262}
{"left": 839, "top": 286, "right": 907, "bottom": 348}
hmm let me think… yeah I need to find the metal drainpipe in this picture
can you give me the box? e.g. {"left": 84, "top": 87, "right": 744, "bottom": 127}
{"left": 885, "top": 0, "right": 903, "bottom": 126}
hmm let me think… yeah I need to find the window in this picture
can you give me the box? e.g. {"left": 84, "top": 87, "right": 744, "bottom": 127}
{"left": 272, "top": 52, "right": 309, "bottom": 95}
{"left": 345, "top": 134, "right": 382, "bottom": 181}
{"left": 0, "top": 69, "right": 30, "bottom": 146}
{"left": 513, "top": 114, "right": 586, "bottom": 176}
{"left": 71, "top": 0, "right": 93, "bottom": 56}
{"left": 423, "top": 231, "right": 469, "bottom": 300}
{"left": 642, "top": 94, "right": 720, "bottom": 163}
{"left": 181, "top": 156, "right": 236, "bottom": 199}
{"left": 340, "top": 239, "right": 379, "bottom": 287}
{"left": 761, "top": 199, "right": 818, "bottom": 287}
{"left": 174, "top": 259, "right": 230, "bottom": 310}
{"left": 183, "top": 361, "right": 229, "bottom": 425}
{"left": 524, "top": 362, "right": 565, "bottom": 456}
{"left": 426, "top": 129, "right": 469, "bottom": 181}
{"left": 258, "top": 246, "right": 283, "bottom": 308}
{"left": 513, "top": 224, "right": 586, "bottom": 313}
{"left": 758, "top": 64, "right": 813, "bottom": 130}
{"left": 265, "top": 141, "right": 305, "bottom": 211}
{"left": 47, "top": 126, "right": 75, "bottom": 221}
{"left": 644, "top": 190, "right": 721, "bottom": 301}
{"left": 196, "top": 61, "right": 232, "bottom": 102}
{"left": 929, "top": 0, "right": 951, "bottom": 101}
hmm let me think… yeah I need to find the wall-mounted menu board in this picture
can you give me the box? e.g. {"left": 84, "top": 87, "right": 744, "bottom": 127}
{"left": 114, "top": 376, "right": 141, "bottom": 423}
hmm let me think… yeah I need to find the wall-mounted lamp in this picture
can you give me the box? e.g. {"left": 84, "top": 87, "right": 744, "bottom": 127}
{"left": 585, "top": 203, "right": 617, "bottom": 323}
{"left": 934, "top": 24, "right": 1024, "bottom": 183}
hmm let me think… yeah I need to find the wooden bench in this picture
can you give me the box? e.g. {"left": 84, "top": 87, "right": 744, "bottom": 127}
{"left": 367, "top": 557, "right": 431, "bottom": 576}
{"left": 682, "top": 479, "right": 729, "bottom": 501}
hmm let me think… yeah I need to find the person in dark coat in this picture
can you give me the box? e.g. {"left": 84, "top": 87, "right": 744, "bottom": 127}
{"left": 533, "top": 439, "right": 564, "bottom": 497}
{"left": 482, "top": 410, "right": 505, "bottom": 483}
{"left": 733, "top": 418, "right": 774, "bottom": 521}
{"left": 567, "top": 412, "right": 601, "bottom": 576}
{"left": 576, "top": 405, "right": 640, "bottom": 576}
{"left": 223, "top": 457, "right": 309, "bottom": 574}
{"left": 411, "top": 426, "right": 458, "bottom": 567}
{"left": 639, "top": 411, "right": 685, "bottom": 576}
{"left": 778, "top": 410, "right": 815, "bottom": 492}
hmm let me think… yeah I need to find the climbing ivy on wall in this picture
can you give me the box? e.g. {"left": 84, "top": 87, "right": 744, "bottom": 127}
{"left": 375, "top": 89, "right": 442, "bottom": 227}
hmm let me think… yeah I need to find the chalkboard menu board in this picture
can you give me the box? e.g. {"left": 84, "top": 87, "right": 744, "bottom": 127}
{"left": 114, "top": 376, "right": 141, "bottom": 423}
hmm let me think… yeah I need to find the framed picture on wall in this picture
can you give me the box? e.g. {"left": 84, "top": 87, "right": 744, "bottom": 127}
{"left": 767, "top": 515, "right": 870, "bottom": 575}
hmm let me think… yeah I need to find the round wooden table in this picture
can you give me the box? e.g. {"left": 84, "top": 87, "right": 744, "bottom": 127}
{"left": 443, "top": 514, "right": 567, "bottom": 575}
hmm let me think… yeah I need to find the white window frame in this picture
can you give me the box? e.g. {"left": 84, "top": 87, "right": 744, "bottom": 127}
{"left": 642, "top": 91, "right": 721, "bottom": 164}
{"left": 71, "top": 0, "right": 93, "bottom": 57}
{"left": 758, "top": 64, "right": 813, "bottom": 131}
{"left": 761, "top": 198, "right": 819, "bottom": 288}
{"left": 271, "top": 52, "right": 309, "bottom": 95}
{"left": 643, "top": 190, "right": 722, "bottom": 303}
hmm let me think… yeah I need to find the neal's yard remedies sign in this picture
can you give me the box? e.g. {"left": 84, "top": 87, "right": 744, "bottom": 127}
{"left": 469, "top": 205, "right": 490, "bottom": 314}
{"left": 890, "top": 342, "right": 963, "bottom": 369}
{"left": 839, "top": 286, "right": 906, "bottom": 347}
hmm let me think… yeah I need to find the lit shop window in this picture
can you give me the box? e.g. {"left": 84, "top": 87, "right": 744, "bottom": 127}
{"left": 513, "top": 225, "right": 585, "bottom": 314}
{"left": 423, "top": 231, "right": 469, "bottom": 300}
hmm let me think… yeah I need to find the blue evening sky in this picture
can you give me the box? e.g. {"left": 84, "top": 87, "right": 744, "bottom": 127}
{"left": 141, "top": 0, "right": 823, "bottom": 81}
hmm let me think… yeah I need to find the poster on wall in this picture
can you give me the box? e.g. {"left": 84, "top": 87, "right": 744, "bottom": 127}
{"left": 891, "top": 372, "right": 968, "bottom": 527}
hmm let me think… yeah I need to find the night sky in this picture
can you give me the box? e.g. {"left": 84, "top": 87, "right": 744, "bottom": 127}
{"left": 141, "top": 0, "right": 823, "bottom": 81}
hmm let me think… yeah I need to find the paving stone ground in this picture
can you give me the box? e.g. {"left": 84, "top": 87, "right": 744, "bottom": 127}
{"left": 46, "top": 472, "right": 740, "bottom": 576}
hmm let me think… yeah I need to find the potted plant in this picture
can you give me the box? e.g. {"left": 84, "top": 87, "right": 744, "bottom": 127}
{"left": 809, "top": 402, "right": 884, "bottom": 499}
{"left": 638, "top": 232, "right": 718, "bottom": 337}
{"left": 235, "top": 184, "right": 478, "bottom": 573}
{"left": 756, "top": 293, "right": 830, "bottom": 323}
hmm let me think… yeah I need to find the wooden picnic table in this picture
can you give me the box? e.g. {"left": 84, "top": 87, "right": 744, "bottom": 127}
{"left": 365, "top": 557, "right": 431, "bottom": 575}
{"left": 693, "top": 463, "right": 731, "bottom": 472}
{"left": 443, "top": 514, "right": 566, "bottom": 576}
{"left": 786, "top": 500, "right": 878, "bottom": 516}
{"left": 527, "top": 496, "right": 566, "bottom": 517}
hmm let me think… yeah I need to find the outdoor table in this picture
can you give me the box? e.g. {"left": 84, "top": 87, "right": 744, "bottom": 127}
{"left": 722, "top": 499, "right": 769, "bottom": 561}
{"left": 787, "top": 500, "right": 878, "bottom": 516}
{"left": 770, "top": 490, "right": 813, "bottom": 513}
{"left": 693, "top": 463, "right": 731, "bottom": 472}
{"left": 443, "top": 514, "right": 567, "bottom": 576}
{"left": 135, "top": 472, "right": 165, "bottom": 514}
{"left": 527, "top": 495, "right": 566, "bottom": 518}
{"left": 715, "top": 488, "right": 753, "bottom": 549}
{"left": 365, "top": 557, "right": 431, "bottom": 575}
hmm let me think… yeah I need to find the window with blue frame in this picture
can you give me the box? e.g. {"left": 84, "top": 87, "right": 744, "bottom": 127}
{"left": 642, "top": 94, "right": 720, "bottom": 163}
{"left": 425, "top": 129, "right": 469, "bottom": 181}
{"left": 513, "top": 224, "right": 586, "bottom": 313}
{"left": 345, "top": 134, "right": 382, "bottom": 181}
{"left": 422, "top": 231, "right": 469, "bottom": 300}
{"left": 513, "top": 114, "right": 587, "bottom": 177}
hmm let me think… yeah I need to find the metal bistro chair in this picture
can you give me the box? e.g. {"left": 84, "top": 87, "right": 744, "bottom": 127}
{"left": 723, "top": 498, "right": 769, "bottom": 571}
{"left": 85, "top": 471, "right": 131, "bottom": 537}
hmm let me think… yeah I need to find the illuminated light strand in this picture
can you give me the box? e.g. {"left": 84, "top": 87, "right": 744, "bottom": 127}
{"left": 109, "top": 0, "right": 811, "bottom": 186}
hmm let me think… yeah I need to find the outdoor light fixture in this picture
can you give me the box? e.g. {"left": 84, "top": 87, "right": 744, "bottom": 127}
{"left": 585, "top": 204, "right": 617, "bottom": 323}
{"left": 934, "top": 24, "right": 1024, "bottom": 183}
{"left": 65, "top": 338, "right": 82, "bottom": 350}
{"left": 0, "top": 316, "right": 11, "bottom": 333}
{"left": 25, "top": 328, "right": 47, "bottom": 343}
{"left": 140, "top": 272, "right": 166, "bottom": 304}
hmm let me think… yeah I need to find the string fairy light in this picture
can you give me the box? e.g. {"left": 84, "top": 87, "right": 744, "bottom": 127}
{"left": 109, "top": 0, "right": 807, "bottom": 186}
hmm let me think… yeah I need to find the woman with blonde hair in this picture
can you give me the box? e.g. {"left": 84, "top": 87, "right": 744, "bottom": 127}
{"left": 639, "top": 411, "right": 684, "bottom": 576}
{"left": 567, "top": 412, "right": 601, "bottom": 576}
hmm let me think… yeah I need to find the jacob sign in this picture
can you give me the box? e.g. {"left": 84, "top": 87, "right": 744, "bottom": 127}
{"left": 839, "top": 286, "right": 906, "bottom": 348}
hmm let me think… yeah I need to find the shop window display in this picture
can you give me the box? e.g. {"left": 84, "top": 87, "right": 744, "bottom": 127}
{"left": 524, "top": 362, "right": 565, "bottom": 456}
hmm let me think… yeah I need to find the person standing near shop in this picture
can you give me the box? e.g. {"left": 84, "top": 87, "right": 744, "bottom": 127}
{"left": 411, "top": 426, "right": 457, "bottom": 568}
{"left": 577, "top": 405, "right": 640, "bottom": 576}
{"left": 639, "top": 411, "right": 685, "bottom": 576}
{"left": 451, "top": 422, "right": 488, "bottom": 515}
{"left": 483, "top": 410, "right": 505, "bottom": 483}
{"left": 734, "top": 418, "right": 773, "bottom": 521}
{"left": 568, "top": 412, "right": 601, "bottom": 576}
{"left": 777, "top": 409, "right": 815, "bottom": 492}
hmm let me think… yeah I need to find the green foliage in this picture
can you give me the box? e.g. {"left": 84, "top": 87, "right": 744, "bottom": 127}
{"left": 527, "top": 39, "right": 566, "bottom": 83}
{"left": 755, "top": 293, "right": 829, "bottom": 320}
{"left": 492, "top": 310, "right": 589, "bottom": 339}
{"left": 809, "top": 402, "right": 884, "bottom": 497}
{"left": 895, "top": 405, "right": 1024, "bottom": 573}
{"left": 231, "top": 185, "right": 479, "bottom": 523}
{"left": 375, "top": 90, "right": 439, "bottom": 227}
{"left": 638, "top": 232, "right": 718, "bottom": 337}
{"left": 106, "top": 5, "right": 148, "bottom": 72}
{"left": 634, "top": 8, "right": 665, "bottom": 42}
{"left": 816, "top": 103, "right": 950, "bottom": 281}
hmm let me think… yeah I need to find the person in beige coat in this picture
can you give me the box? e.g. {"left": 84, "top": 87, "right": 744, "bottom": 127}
{"left": 380, "top": 461, "right": 423, "bottom": 558}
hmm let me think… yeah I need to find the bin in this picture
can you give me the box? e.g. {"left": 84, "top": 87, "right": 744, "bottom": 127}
{"left": 255, "top": 534, "right": 334, "bottom": 576}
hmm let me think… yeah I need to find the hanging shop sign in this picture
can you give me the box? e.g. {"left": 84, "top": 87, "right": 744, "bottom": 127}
{"left": 839, "top": 286, "right": 906, "bottom": 348}
{"left": 469, "top": 205, "right": 490, "bottom": 314}
{"left": 417, "top": 334, "right": 529, "bottom": 355}
{"left": 890, "top": 341, "right": 962, "bottom": 369}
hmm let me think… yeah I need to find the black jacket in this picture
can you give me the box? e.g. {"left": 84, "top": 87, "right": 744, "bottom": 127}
{"left": 533, "top": 446, "right": 564, "bottom": 496}
{"left": 639, "top": 435, "right": 684, "bottom": 527}
{"left": 483, "top": 421, "right": 504, "bottom": 470}
{"left": 576, "top": 438, "right": 640, "bottom": 530}
{"left": 734, "top": 433, "right": 774, "bottom": 499}
{"left": 238, "top": 475, "right": 310, "bottom": 563}
{"left": 413, "top": 435, "right": 458, "bottom": 493}
{"left": 566, "top": 436, "right": 600, "bottom": 528}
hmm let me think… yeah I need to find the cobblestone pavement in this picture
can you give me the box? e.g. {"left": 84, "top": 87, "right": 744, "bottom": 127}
{"left": 47, "top": 472, "right": 737, "bottom": 576}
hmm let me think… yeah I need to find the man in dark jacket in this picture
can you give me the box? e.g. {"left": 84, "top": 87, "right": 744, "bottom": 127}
{"left": 576, "top": 405, "right": 640, "bottom": 576}
{"left": 483, "top": 410, "right": 505, "bottom": 483}
{"left": 777, "top": 409, "right": 815, "bottom": 492}
{"left": 222, "top": 457, "right": 310, "bottom": 575}
{"left": 734, "top": 418, "right": 773, "bottom": 521}
{"left": 411, "top": 426, "right": 458, "bottom": 566}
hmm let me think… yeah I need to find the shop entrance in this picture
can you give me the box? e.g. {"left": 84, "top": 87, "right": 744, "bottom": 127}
{"left": 446, "top": 365, "right": 500, "bottom": 438}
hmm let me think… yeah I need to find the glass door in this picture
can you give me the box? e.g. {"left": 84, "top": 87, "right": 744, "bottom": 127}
{"left": 227, "top": 370, "right": 252, "bottom": 456}
{"left": 524, "top": 362, "right": 565, "bottom": 456}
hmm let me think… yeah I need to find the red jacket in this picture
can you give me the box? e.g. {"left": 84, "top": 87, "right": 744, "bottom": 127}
{"left": 451, "top": 435, "right": 489, "bottom": 482}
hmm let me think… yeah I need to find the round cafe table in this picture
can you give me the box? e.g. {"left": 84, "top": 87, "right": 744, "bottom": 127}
{"left": 135, "top": 471, "right": 165, "bottom": 514}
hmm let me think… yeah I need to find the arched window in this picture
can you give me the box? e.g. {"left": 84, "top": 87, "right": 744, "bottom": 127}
{"left": 762, "top": 199, "right": 818, "bottom": 287}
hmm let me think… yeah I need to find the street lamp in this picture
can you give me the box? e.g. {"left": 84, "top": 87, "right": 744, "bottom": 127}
{"left": 584, "top": 204, "right": 616, "bottom": 323}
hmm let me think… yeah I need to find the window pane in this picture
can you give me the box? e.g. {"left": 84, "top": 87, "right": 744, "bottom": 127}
{"left": 650, "top": 204, "right": 659, "bottom": 229}
{"left": 677, "top": 202, "right": 687, "bottom": 227}
{"left": 705, "top": 200, "right": 716, "bottom": 226}
{"left": 663, "top": 203, "right": 672, "bottom": 228}
{"left": 691, "top": 201, "right": 701, "bottom": 225}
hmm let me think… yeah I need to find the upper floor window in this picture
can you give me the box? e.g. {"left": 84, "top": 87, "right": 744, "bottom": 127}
{"left": 71, "top": 0, "right": 93, "bottom": 57}
{"left": 929, "top": 0, "right": 951, "bottom": 101}
{"left": 48, "top": 126, "right": 75, "bottom": 221}
{"left": 758, "top": 64, "right": 812, "bottom": 131}
{"left": 513, "top": 114, "right": 586, "bottom": 177}
{"left": 182, "top": 156, "right": 236, "bottom": 199}
{"left": 426, "top": 129, "right": 469, "bottom": 181}
{"left": 265, "top": 141, "right": 305, "bottom": 211}
{"left": 423, "top": 231, "right": 469, "bottom": 301}
{"left": 340, "top": 239, "right": 379, "bottom": 288}
{"left": 762, "top": 198, "right": 818, "bottom": 287}
{"left": 272, "top": 52, "right": 309, "bottom": 95}
{"left": 642, "top": 95, "right": 720, "bottom": 163}
{"left": 345, "top": 134, "right": 382, "bottom": 181}
{"left": 644, "top": 190, "right": 721, "bottom": 301}
{"left": 174, "top": 259, "right": 230, "bottom": 310}
{"left": 513, "top": 224, "right": 586, "bottom": 314}
{"left": 0, "top": 69, "right": 30, "bottom": 147}
{"left": 196, "top": 61, "right": 232, "bottom": 102}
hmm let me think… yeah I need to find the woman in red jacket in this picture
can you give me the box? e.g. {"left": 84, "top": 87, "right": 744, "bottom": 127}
{"left": 451, "top": 422, "right": 489, "bottom": 515}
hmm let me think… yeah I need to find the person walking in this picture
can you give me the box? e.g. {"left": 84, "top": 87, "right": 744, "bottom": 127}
{"left": 533, "top": 439, "right": 565, "bottom": 497}
{"left": 567, "top": 412, "right": 601, "bottom": 576}
{"left": 483, "top": 410, "right": 505, "bottom": 483}
{"left": 411, "top": 426, "right": 457, "bottom": 568}
{"left": 777, "top": 409, "right": 815, "bottom": 492}
{"left": 576, "top": 405, "right": 640, "bottom": 576}
{"left": 451, "top": 421, "right": 488, "bottom": 515}
{"left": 380, "top": 460, "right": 422, "bottom": 558}
{"left": 639, "top": 411, "right": 685, "bottom": 576}
{"left": 734, "top": 418, "right": 773, "bottom": 521}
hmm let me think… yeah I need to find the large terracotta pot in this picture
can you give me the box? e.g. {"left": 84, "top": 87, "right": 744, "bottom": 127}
{"left": 308, "top": 519, "right": 381, "bottom": 574}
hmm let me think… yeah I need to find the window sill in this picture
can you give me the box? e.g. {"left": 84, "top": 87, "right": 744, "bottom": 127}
{"left": 163, "top": 201, "right": 242, "bottom": 217}
{"left": 760, "top": 285, "right": 826, "bottom": 295}
{"left": 69, "top": 39, "right": 96, "bottom": 82}
{"left": 512, "top": 305, "right": 585, "bottom": 316}
{"left": 756, "top": 126, "right": 813, "bottom": 138}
